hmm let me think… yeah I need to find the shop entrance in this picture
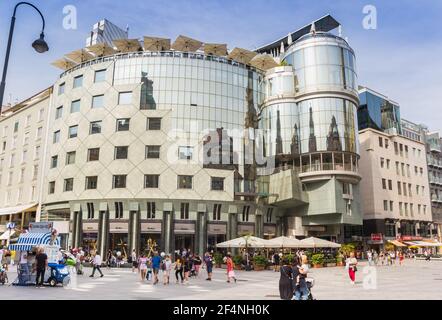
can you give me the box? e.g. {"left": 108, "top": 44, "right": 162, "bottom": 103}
{"left": 208, "top": 234, "right": 226, "bottom": 252}
{"left": 175, "top": 234, "right": 194, "bottom": 254}
{"left": 109, "top": 233, "right": 129, "bottom": 258}
{"left": 140, "top": 233, "right": 161, "bottom": 255}
{"left": 82, "top": 233, "right": 98, "bottom": 254}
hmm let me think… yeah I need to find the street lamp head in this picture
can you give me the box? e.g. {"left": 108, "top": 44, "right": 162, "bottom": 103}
{"left": 32, "top": 32, "right": 49, "bottom": 53}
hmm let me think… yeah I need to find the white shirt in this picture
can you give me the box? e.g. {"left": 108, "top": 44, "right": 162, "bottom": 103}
{"left": 20, "top": 252, "right": 28, "bottom": 264}
{"left": 93, "top": 254, "right": 102, "bottom": 266}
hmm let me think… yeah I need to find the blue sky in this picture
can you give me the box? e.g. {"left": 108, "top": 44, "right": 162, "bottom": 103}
{"left": 1, "top": 0, "right": 441, "bottom": 131}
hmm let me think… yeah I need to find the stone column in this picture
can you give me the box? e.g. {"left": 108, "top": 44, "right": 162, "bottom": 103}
{"left": 227, "top": 205, "right": 238, "bottom": 240}
{"left": 162, "top": 202, "right": 174, "bottom": 255}
{"left": 74, "top": 210, "right": 82, "bottom": 248}
{"left": 255, "top": 208, "right": 263, "bottom": 238}
{"left": 69, "top": 211, "right": 77, "bottom": 249}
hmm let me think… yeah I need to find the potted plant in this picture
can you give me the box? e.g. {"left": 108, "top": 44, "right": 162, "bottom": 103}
{"left": 253, "top": 255, "right": 267, "bottom": 271}
{"left": 233, "top": 255, "right": 243, "bottom": 270}
{"left": 213, "top": 252, "right": 224, "bottom": 268}
{"left": 324, "top": 257, "right": 336, "bottom": 267}
{"left": 311, "top": 253, "right": 324, "bottom": 268}
{"left": 336, "top": 254, "right": 344, "bottom": 267}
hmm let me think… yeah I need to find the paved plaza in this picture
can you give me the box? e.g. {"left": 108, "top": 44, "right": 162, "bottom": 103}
{"left": 0, "top": 260, "right": 441, "bottom": 300}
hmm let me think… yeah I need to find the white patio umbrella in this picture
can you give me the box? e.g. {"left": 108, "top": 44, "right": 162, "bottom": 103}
{"left": 216, "top": 235, "right": 267, "bottom": 248}
{"left": 300, "top": 237, "right": 341, "bottom": 248}
{"left": 263, "top": 236, "right": 306, "bottom": 249}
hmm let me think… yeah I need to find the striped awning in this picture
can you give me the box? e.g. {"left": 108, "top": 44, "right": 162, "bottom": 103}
{"left": 9, "top": 233, "right": 60, "bottom": 251}
{"left": 388, "top": 240, "right": 407, "bottom": 247}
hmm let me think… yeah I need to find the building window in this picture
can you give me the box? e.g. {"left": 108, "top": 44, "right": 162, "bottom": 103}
{"left": 2, "top": 141, "right": 6, "bottom": 151}
{"left": 422, "top": 186, "right": 425, "bottom": 196}
{"left": 178, "top": 175, "right": 193, "bottom": 189}
{"left": 39, "top": 108, "right": 44, "bottom": 121}
{"left": 94, "top": 69, "right": 106, "bottom": 83}
{"left": 53, "top": 130, "right": 60, "bottom": 143}
{"left": 390, "top": 201, "right": 394, "bottom": 211}
{"left": 64, "top": 178, "right": 74, "bottom": 192}
{"left": 380, "top": 157, "right": 384, "bottom": 168}
{"left": 414, "top": 166, "right": 418, "bottom": 175}
{"left": 33, "top": 164, "right": 38, "bottom": 180}
{"left": 34, "top": 146, "right": 40, "bottom": 159}
{"left": 382, "top": 179, "right": 387, "bottom": 190}
{"left": 144, "top": 174, "right": 159, "bottom": 188}
{"left": 399, "top": 202, "right": 403, "bottom": 216}
{"left": 404, "top": 145, "right": 408, "bottom": 157}
{"left": 180, "top": 203, "right": 190, "bottom": 219}
{"left": 404, "top": 203, "right": 408, "bottom": 216}
{"left": 401, "top": 163, "right": 405, "bottom": 176}
{"left": 115, "top": 202, "right": 124, "bottom": 219}
{"left": 213, "top": 204, "right": 222, "bottom": 221}
{"left": 178, "top": 146, "right": 193, "bottom": 160}
{"left": 211, "top": 177, "right": 224, "bottom": 191}
{"left": 399, "top": 144, "right": 403, "bottom": 157}
{"left": 92, "top": 95, "right": 104, "bottom": 108}
{"left": 408, "top": 184, "right": 412, "bottom": 196}
{"left": 118, "top": 91, "right": 132, "bottom": 105}
{"left": 55, "top": 106, "right": 63, "bottom": 119}
{"left": 87, "top": 148, "right": 100, "bottom": 161}
{"left": 147, "top": 117, "right": 161, "bottom": 130}
{"left": 403, "top": 183, "right": 407, "bottom": 196}
{"left": 116, "top": 118, "right": 130, "bottom": 131}
{"left": 25, "top": 115, "right": 31, "bottom": 127}
{"left": 58, "top": 82, "right": 65, "bottom": 95}
{"left": 19, "top": 168, "right": 25, "bottom": 183}
{"left": 68, "top": 125, "right": 78, "bottom": 138}
{"left": 416, "top": 185, "right": 419, "bottom": 195}
{"left": 343, "top": 183, "right": 352, "bottom": 195}
{"left": 418, "top": 204, "right": 421, "bottom": 215}
{"left": 423, "top": 205, "right": 427, "bottom": 215}
{"left": 70, "top": 99, "right": 80, "bottom": 113}
{"left": 73, "top": 75, "right": 83, "bottom": 88}
{"left": 266, "top": 208, "right": 273, "bottom": 223}
{"left": 410, "top": 204, "right": 414, "bottom": 217}
{"left": 406, "top": 164, "right": 410, "bottom": 177}
{"left": 383, "top": 200, "right": 388, "bottom": 211}
{"left": 87, "top": 202, "right": 95, "bottom": 219}
{"left": 14, "top": 121, "right": 19, "bottom": 133}
{"left": 113, "top": 175, "right": 126, "bottom": 188}
{"left": 420, "top": 167, "right": 423, "bottom": 176}
{"left": 145, "top": 145, "right": 160, "bottom": 159}
{"left": 21, "top": 150, "right": 27, "bottom": 163}
{"left": 90, "top": 121, "right": 102, "bottom": 134}
{"left": 388, "top": 180, "right": 392, "bottom": 190}
{"left": 384, "top": 139, "right": 389, "bottom": 149}
{"left": 115, "top": 146, "right": 128, "bottom": 159}
{"left": 394, "top": 142, "right": 398, "bottom": 155}
{"left": 147, "top": 202, "right": 156, "bottom": 219}
{"left": 66, "top": 151, "right": 76, "bottom": 165}
{"left": 397, "top": 182, "right": 401, "bottom": 195}
{"left": 51, "top": 155, "right": 58, "bottom": 168}
{"left": 395, "top": 162, "right": 399, "bottom": 175}
{"left": 242, "top": 206, "right": 250, "bottom": 222}
{"left": 85, "top": 176, "right": 98, "bottom": 190}
{"left": 9, "top": 153, "right": 15, "bottom": 167}
{"left": 34, "top": 127, "right": 41, "bottom": 140}
{"left": 7, "top": 171, "right": 12, "bottom": 185}
{"left": 378, "top": 137, "right": 383, "bottom": 147}
{"left": 48, "top": 181, "right": 55, "bottom": 194}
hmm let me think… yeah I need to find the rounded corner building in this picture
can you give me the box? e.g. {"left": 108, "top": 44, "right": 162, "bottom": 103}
{"left": 40, "top": 15, "right": 362, "bottom": 255}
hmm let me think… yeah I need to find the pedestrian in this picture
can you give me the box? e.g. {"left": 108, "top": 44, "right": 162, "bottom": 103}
{"left": 116, "top": 250, "right": 122, "bottom": 268}
{"left": 106, "top": 249, "right": 113, "bottom": 269}
{"left": 399, "top": 251, "right": 404, "bottom": 265}
{"left": 279, "top": 258, "right": 293, "bottom": 300}
{"left": 273, "top": 251, "right": 281, "bottom": 272}
{"left": 35, "top": 247, "right": 48, "bottom": 288}
{"left": 424, "top": 250, "right": 431, "bottom": 261}
{"left": 193, "top": 254, "right": 202, "bottom": 276}
{"left": 131, "top": 250, "right": 138, "bottom": 272}
{"left": 183, "top": 256, "right": 191, "bottom": 284}
{"left": 138, "top": 253, "right": 148, "bottom": 282}
{"left": 346, "top": 252, "right": 358, "bottom": 285}
{"left": 89, "top": 251, "right": 104, "bottom": 278}
{"left": 151, "top": 251, "right": 161, "bottom": 285}
{"left": 293, "top": 255, "right": 309, "bottom": 300}
{"left": 367, "top": 250, "right": 373, "bottom": 266}
{"left": 162, "top": 255, "right": 172, "bottom": 285}
{"left": 225, "top": 253, "right": 237, "bottom": 283}
{"left": 175, "top": 256, "right": 184, "bottom": 284}
{"left": 373, "top": 250, "right": 379, "bottom": 265}
{"left": 204, "top": 252, "right": 213, "bottom": 281}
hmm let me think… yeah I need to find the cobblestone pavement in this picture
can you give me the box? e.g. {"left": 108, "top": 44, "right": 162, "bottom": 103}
{"left": 0, "top": 259, "right": 440, "bottom": 300}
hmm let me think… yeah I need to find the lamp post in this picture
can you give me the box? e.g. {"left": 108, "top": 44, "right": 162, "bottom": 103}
{"left": 0, "top": 2, "right": 49, "bottom": 113}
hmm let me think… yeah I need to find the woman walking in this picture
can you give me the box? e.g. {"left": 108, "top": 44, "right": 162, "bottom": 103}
{"left": 225, "top": 253, "right": 237, "bottom": 283}
{"left": 293, "top": 255, "right": 310, "bottom": 300}
{"left": 162, "top": 255, "right": 172, "bottom": 285}
{"left": 279, "top": 258, "right": 293, "bottom": 300}
{"left": 131, "top": 250, "right": 138, "bottom": 272}
{"left": 138, "top": 253, "right": 148, "bottom": 282}
{"left": 175, "top": 256, "right": 184, "bottom": 284}
{"left": 193, "top": 254, "right": 202, "bottom": 276}
{"left": 183, "top": 256, "right": 192, "bottom": 284}
{"left": 346, "top": 252, "right": 358, "bottom": 285}
{"left": 106, "top": 249, "right": 113, "bottom": 269}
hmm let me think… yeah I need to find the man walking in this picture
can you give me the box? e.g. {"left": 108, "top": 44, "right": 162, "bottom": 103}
{"left": 204, "top": 252, "right": 213, "bottom": 281}
{"left": 35, "top": 247, "right": 48, "bottom": 288}
{"left": 90, "top": 252, "right": 104, "bottom": 278}
{"left": 151, "top": 251, "right": 161, "bottom": 285}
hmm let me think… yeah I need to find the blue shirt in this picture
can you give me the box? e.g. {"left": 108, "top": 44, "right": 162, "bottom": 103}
{"left": 152, "top": 256, "right": 161, "bottom": 269}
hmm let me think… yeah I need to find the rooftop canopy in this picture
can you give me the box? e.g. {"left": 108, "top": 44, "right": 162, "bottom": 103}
{"left": 227, "top": 47, "right": 257, "bottom": 65}
{"left": 143, "top": 36, "right": 171, "bottom": 51}
{"left": 172, "top": 35, "right": 203, "bottom": 52}
{"left": 113, "top": 38, "right": 142, "bottom": 53}
{"left": 65, "top": 49, "right": 94, "bottom": 63}
{"left": 204, "top": 43, "right": 228, "bottom": 56}
{"left": 87, "top": 43, "right": 117, "bottom": 57}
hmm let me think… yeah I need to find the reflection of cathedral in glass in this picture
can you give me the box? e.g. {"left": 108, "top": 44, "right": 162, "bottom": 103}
{"left": 326, "top": 116, "right": 342, "bottom": 151}
{"left": 308, "top": 107, "right": 317, "bottom": 152}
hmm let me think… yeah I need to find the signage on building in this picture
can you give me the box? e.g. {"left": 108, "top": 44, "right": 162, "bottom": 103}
{"left": 141, "top": 222, "right": 162, "bottom": 233}
{"left": 305, "top": 226, "right": 326, "bottom": 232}
{"left": 238, "top": 224, "right": 255, "bottom": 235}
{"left": 400, "top": 236, "right": 423, "bottom": 241}
{"left": 208, "top": 224, "right": 227, "bottom": 235}
{"left": 109, "top": 222, "right": 128, "bottom": 233}
{"left": 174, "top": 223, "right": 195, "bottom": 234}
{"left": 29, "top": 222, "right": 53, "bottom": 233}
{"left": 263, "top": 225, "right": 276, "bottom": 236}
{"left": 83, "top": 222, "right": 99, "bottom": 232}
{"left": 371, "top": 233, "right": 383, "bottom": 241}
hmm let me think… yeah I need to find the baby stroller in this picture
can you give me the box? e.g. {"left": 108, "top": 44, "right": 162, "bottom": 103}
{"left": 305, "top": 277, "right": 315, "bottom": 300}
{"left": 0, "top": 264, "right": 8, "bottom": 285}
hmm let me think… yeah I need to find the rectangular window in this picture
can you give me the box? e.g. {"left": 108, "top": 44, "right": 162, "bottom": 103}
{"left": 68, "top": 125, "right": 78, "bottom": 138}
{"left": 242, "top": 206, "right": 250, "bottom": 222}
{"left": 94, "top": 69, "right": 106, "bottom": 83}
{"left": 416, "top": 185, "right": 419, "bottom": 195}
{"left": 21, "top": 150, "right": 27, "bottom": 163}
{"left": 380, "top": 157, "right": 384, "bottom": 168}
{"left": 406, "top": 164, "right": 410, "bottom": 177}
{"left": 55, "top": 106, "right": 63, "bottom": 119}
{"left": 394, "top": 142, "right": 398, "bottom": 155}
{"left": 384, "top": 139, "right": 389, "bottom": 149}
{"left": 178, "top": 175, "right": 192, "bottom": 189}
{"left": 180, "top": 203, "right": 190, "bottom": 220}
{"left": 420, "top": 167, "right": 423, "bottom": 176}
{"left": 90, "top": 121, "right": 102, "bottom": 134}
{"left": 178, "top": 146, "right": 193, "bottom": 160}
{"left": 144, "top": 174, "right": 159, "bottom": 188}
{"left": 115, "top": 146, "right": 128, "bottom": 159}
{"left": 92, "top": 95, "right": 104, "bottom": 108}
{"left": 36, "top": 127, "right": 43, "bottom": 138}
{"left": 52, "top": 130, "right": 60, "bottom": 143}
{"left": 70, "top": 99, "right": 80, "bottom": 113}
{"left": 85, "top": 176, "right": 98, "bottom": 190}
{"left": 2, "top": 141, "right": 6, "bottom": 151}
{"left": 390, "top": 201, "right": 394, "bottom": 211}
{"left": 116, "top": 118, "right": 130, "bottom": 131}
{"left": 39, "top": 109, "right": 44, "bottom": 121}
{"left": 401, "top": 163, "right": 405, "bottom": 176}
{"left": 147, "top": 117, "right": 161, "bottom": 130}
{"left": 404, "top": 145, "right": 408, "bottom": 157}
{"left": 399, "top": 143, "right": 403, "bottom": 156}
{"left": 147, "top": 202, "right": 156, "bottom": 219}
{"left": 395, "top": 162, "right": 399, "bottom": 175}
{"left": 397, "top": 182, "right": 401, "bottom": 195}
{"left": 145, "top": 145, "right": 160, "bottom": 159}
{"left": 266, "top": 208, "right": 273, "bottom": 223}
{"left": 404, "top": 203, "right": 408, "bottom": 216}
{"left": 343, "top": 183, "right": 352, "bottom": 195}
{"left": 19, "top": 168, "right": 25, "bottom": 183}
{"left": 423, "top": 205, "right": 427, "bottom": 215}
{"left": 388, "top": 180, "right": 392, "bottom": 190}
{"left": 33, "top": 164, "right": 38, "bottom": 180}
{"left": 58, "top": 82, "right": 65, "bottom": 95}
{"left": 115, "top": 202, "right": 124, "bottom": 219}
{"left": 211, "top": 177, "right": 224, "bottom": 191}
{"left": 51, "top": 155, "right": 58, "bottom": 168}
{"left": 414, "top": 166, "right": 418, "bottom": 175}
{"left": 386, "top": 159, "right": 390, "bottom": 169}
{"left": 378, "top": 137, "right": 383, "bottom": 147}
{"left": 34, "top": 146, "right": 40, "bottom": 159}
{"left": 25, "top": 115, "right": 31, "bottom": 127}
{"left": 410, "top": 204, "right": 414, "bottom": 217}
{"left": 7, "top": 171, "right": 13, "bottom": 185}
{"left": 422, "top": 186, "right": 425, "bottom": 196}
{"left": 399, "top": 202, "right": 403, "bottom": 216}
{"left": 382, "top": 178, "right": 386, "bottom": 190}
{"left": 408, "top": 184, "right": 412, "bottom": 196}
{"left": 87, "top": 148, "right": 100, "bottom": 161}
{"left": 118, "top": 91, "right": 132, "bottom": 105}
{"left": 14, "top": 121, "right": 19, "bottom": 133}
{"left": 113, "top": 175, "right": 127, "bottom": 188}
{"left": 87, "top": 202, "right": 95, "bottom": 219}
{"left": 383, "top": 200, "right": 388, "bottom": 211}
{"left": 213, "top": 204, "right": 222, "bottom": 221}
{"left": 73, "top": 75, "right": 83, "bottom": 88}
{"left": 66, "top": 151, "right": 76, "bottom": 165}
{"left": 48, "top": 181, "right": 55, "bottom": 194}
{"left": 403, "top": 182, "right": 407, "bottom": 196}
{"left": 64, "top": 178, "right": 74, "bottom": 192}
